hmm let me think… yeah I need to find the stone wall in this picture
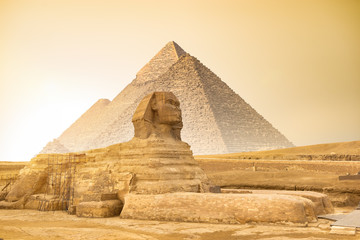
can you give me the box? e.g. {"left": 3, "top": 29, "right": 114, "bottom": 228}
{"left": 0, "top": 162, "right": 27, "bottom": 189}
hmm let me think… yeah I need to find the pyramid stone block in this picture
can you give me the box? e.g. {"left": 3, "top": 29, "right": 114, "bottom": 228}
{"left": 41, "top": 41, "right": 293, "bottom": 155}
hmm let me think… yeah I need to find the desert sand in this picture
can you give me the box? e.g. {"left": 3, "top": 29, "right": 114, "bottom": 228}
{"left": 0, "top": 208, "right": 357, "bottom": 240}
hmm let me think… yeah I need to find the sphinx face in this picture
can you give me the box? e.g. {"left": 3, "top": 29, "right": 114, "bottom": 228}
{"left": 132, "top": 92, "right": 183, "bottom": 140}
{"left": 153, "top": 92, "right": 182, "bottom": 125}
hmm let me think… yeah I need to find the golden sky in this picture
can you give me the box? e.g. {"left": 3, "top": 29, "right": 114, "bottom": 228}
{"left": 0, "top": 0, "right": 359, "bottom": 161}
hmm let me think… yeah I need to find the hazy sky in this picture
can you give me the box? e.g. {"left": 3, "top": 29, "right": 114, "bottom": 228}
{"left": 0, "top": 0, "right": 359, "bottom": 162}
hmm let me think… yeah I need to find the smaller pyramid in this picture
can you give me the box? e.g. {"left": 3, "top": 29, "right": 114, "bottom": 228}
{"left": 56, "top": 98, "right": 110, "bottom": 152}
{"left": 40, "top": 139, "right": 69, "bottom": 154}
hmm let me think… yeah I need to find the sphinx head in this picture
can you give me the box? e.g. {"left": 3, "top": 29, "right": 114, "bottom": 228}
{"left": 132, "top": 92, "right": 182, "bottom": 140}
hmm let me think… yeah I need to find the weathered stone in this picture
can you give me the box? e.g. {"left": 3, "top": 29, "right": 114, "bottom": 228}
{"left": 73, "top": 93, "right": 212, "bottom": 205}
{"left": 120, "top": 193, "right": 317, "bottom": 224}
{"left": 74, "top": 138, "right": 211, "bottom": 204}
{"left": 5, "top": 172, "right": 47, "bottom": 202}
{"left": 221, "top": 189, "right": 334, "bottom": 215}
{"left": 76, "top": 200, "right": 123, "bottom": 218}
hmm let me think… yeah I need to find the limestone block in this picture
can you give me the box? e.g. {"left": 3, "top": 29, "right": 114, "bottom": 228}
{"left": 76, "top": 200, "right": 123, "bottom": 218}
{"left": 24, "top": 198, "right": 40, "bottom": 210}
{"left": 221, "top": 189, "right": 334, "bottom": 215}
{"left": 120, "top": 193, "right": 317, "bottom": 224}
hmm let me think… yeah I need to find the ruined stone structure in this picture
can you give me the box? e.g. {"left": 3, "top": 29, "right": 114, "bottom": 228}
{"left": 0, "top": 92, "right": 332, "bottom": 224}
{"left": 41, "top": 41, "right": 293, "bottom": 155}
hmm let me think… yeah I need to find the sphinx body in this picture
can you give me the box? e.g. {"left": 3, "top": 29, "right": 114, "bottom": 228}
{"left": 74, "top": 92, "right": 212, "bottom": 204}
{"left": 0, "top": 92, "right": 212, "bottom": 214}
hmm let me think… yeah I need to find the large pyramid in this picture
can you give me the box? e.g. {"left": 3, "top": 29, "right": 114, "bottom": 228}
{"left": 42, "top": 41, "right": 294, "bottom": 155}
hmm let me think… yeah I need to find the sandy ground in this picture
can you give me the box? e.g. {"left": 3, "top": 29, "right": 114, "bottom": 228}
{"left": 0, "top": 209, "right": 359, "bottom": 240}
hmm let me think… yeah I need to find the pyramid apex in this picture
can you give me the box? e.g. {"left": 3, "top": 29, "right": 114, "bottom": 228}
{"left": 165, "top": 41, "right": 186, "bottom": 58}
{"left": 135, "top": 41, "right": 186, "bottom": 83}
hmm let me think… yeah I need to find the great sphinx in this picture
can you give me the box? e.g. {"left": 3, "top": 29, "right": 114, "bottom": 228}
{"left": 73, "top": 92, "right": 213, "bottom": 215}
{"left": 0, "top": 92, "right": 332, "bottom": 224}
